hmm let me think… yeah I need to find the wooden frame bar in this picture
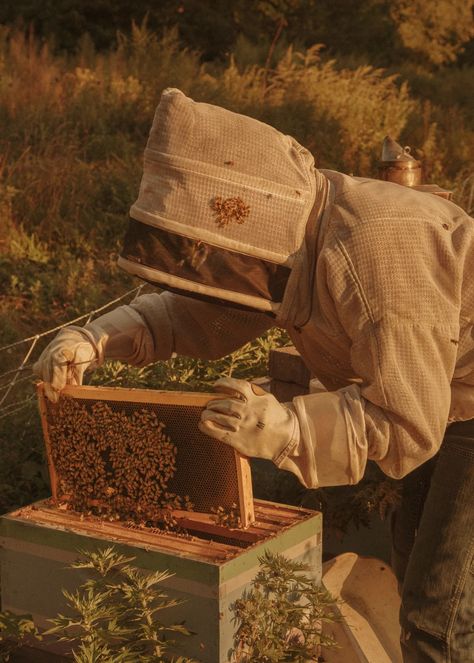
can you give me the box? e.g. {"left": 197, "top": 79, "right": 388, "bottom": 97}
{"left": 36, "top": 383, "right": 255, "bottom": 528}
{"left": 5, "top": 498, "right": 320, "bottom": 562}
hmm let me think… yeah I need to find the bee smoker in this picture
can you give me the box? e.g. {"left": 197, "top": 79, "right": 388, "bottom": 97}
{"left": 377, "top": 136, "right": 452, "bottom": 200}
{"left": 377, "top": 136, "right": 422, "bottom": 187}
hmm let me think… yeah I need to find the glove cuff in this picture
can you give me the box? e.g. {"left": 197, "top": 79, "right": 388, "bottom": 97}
{"left": 273, "top": 404, "right": 300, "bottom": 466}
{"left": 57, "top": 325, "right": 100, "bottom": 366}
{"left": 83, "top": 305, "right": 154, "bottom": 367}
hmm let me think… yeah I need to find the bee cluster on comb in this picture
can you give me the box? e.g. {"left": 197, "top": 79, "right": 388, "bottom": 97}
{"left": 47, "top": 397, "right": 194, "bottom": 530}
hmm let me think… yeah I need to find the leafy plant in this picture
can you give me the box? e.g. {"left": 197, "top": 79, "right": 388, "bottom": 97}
{"left": 0, "top": 549, "right": 340, "bottom": 663}
{"left": 45, "top": 547, "right": 197, "bottom": 663}
{"left": 250, "top": 458, "right": 401, "bottom": 544}
{"left": 390, "top": 0, "right": 474, "bottom": 66}
{"left": 231, "top": 550, "right": 338, "bottom": 662}
{"left": 89, "top": 326, "right": 291, "bottom": 392}
{"left": 0, "top": 611, "right": 39, "bottom": 662}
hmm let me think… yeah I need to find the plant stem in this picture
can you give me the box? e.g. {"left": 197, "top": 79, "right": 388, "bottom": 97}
{"left": 262, "top": 17, "right": 288, "bottom": 95}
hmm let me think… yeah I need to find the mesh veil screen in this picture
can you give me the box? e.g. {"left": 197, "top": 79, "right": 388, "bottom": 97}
{"left": 41, "top": 388, "right": 244, "bottom": 519}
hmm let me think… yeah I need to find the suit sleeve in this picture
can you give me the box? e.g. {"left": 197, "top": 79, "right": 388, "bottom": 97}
{"left": 278, "top": 316, "right": 458, "bottom": 487}
{"left": 130, "top": 291, "right": 273, "bottom": 362}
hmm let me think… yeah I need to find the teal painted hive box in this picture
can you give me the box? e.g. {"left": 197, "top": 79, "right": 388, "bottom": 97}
{"left": 0, "top": 499, "right": 322, "bottom": 663}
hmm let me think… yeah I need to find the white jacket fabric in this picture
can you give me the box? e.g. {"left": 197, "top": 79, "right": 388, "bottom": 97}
{"left": 121, "top": 90, "right": 474, "bottom": 488}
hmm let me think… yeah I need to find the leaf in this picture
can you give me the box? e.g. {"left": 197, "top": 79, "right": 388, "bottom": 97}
{"left": 231, "top": 551, "right": 339, "bottom": 661}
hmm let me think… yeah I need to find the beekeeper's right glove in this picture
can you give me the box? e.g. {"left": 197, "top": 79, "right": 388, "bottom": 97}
{"left": 199, "top": 377, "right": 300, "bottom": 464}
{"left": 33, "top": 305, "right": 154, "bottom": 402}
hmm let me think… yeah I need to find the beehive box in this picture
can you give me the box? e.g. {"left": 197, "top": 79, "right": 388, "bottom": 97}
{"left": 0, "top": 383, "right": 321, "bottom": 660}
{"left": 37, "top": 383, "right": 255, "bottom": 528}
{"left": 0, "top": 499, "right": 322, "bottom": 662}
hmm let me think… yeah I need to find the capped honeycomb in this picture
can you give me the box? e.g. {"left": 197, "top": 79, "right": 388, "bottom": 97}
{"left": 37, "top": 384, "right": 254, "bottom": 528}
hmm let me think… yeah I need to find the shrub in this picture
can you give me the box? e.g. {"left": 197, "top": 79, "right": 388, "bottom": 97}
{"left": 45, "top": 547, "right": 195, "bottom": 662}
{"left": 231, "top": 550, "right": 338, "bottom": 662}
{"left": 0, "top": 611, "right": 38, "bottom": 661}
{"left": 0, "top": 548, "right": 338, "bottom": 663}
{"left": 0, "top": 548, "right": 197, "bottom": 662}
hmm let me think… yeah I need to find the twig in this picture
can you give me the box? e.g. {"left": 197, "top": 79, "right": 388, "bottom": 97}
{"left": 262, "top": 17, "right": 288, "bottom": 96}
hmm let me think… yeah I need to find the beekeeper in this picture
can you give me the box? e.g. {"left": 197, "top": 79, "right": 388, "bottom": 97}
{"left": 35, "top": 88, "right": 474, "bottom": 662}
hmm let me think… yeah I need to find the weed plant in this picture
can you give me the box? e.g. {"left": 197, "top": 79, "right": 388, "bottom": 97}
{"left": 0, "top": 610, "right": 39, "bottom": 662}
{"left": 47, "top": 547, "right": 196, "bottom": 662}
{"left": 1, "top": 23, "right": 471, "bottom": 347}
{"left": 0, "top": 548, "right": 338, "bottom": 663}
{"left": 0, "top": 547, "right": 197, "bottom": 662}
{"left": 231, "top": 551, "right": 338, "bottom": 662}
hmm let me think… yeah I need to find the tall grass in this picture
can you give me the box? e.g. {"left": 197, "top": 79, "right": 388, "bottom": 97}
{"left": 2, "top": 24, "right": 470, "bottom": 333}
{"left": 0, "top": 24, "right": 472, "bottom": 515}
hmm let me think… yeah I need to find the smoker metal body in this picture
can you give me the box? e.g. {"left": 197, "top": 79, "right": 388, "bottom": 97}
{"left": 376, "top": 136, "right": 452, "bottom": 199}
{"left": 377, "top": 159, "right": 422, "bottom": 187}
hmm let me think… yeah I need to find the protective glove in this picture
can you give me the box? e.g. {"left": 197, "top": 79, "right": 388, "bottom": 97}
{"left": 199, "top": 377, "right": 300, "bottom": 465}
{"left": 33, "top": 305, "right": 153, "bottom": 402}
{"left": 33, "top": 327, "right": 97, "bottom": 402}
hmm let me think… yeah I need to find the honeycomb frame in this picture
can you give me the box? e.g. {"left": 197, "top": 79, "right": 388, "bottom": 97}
{"left": 37, "top": 383, "right": 255, "bottom": 528}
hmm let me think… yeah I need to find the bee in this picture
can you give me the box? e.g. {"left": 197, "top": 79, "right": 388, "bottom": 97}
{"left": 176, "top": 240, "right": 209, "bottom": 271}
{"left": 210, "top": 196, "right": 250, "bottom": 227}
{"left": 48, "top": 397, "right": 196, "bottom": 530}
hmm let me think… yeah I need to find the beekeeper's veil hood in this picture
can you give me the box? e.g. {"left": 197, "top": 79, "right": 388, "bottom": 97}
{"left": 119, "top": 88, "right": 327, "bottom": 315}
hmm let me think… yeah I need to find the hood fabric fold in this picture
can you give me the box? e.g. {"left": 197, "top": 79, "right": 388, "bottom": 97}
{"left": 119, "top": 88, "right": 325, "bottom": 313}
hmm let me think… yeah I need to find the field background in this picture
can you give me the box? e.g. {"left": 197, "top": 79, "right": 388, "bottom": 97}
{"left": 0, "top": 0, "right": 473, "bottom": 532}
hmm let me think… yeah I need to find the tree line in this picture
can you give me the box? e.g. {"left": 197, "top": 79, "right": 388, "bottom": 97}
{"left": 1, "top": 0, "right": 473, "bottom": 67}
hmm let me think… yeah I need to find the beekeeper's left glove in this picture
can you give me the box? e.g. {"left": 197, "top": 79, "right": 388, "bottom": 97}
{"left": 33, "top": 305, "right": 154, "bottom": 402}
{"left": 199, "top": 377, "right": 300, "bottom": 465}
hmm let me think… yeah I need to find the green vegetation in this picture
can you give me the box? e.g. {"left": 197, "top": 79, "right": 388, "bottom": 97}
{"left": 0, "top": 547, "right": 198, "bottom": 661}
{"left": 0, "top": 548, "right": 338, "bottom": 662}
{"left": 390, "top": 0, "right": 474, "bottom": 65}
{"left": 0, "top": 9, "right": 472, "bottom": 532}
{"left": 1, "top": 1, "right": 473, "bottom": 67}
{"left": 0, "top": 610, "right": 39, "bottom": 661}
{"left": 231, "top": 550, "right": 337, "bottom": 662}
{"left": 47, "top": 547, "right": 195, "bottom": 663}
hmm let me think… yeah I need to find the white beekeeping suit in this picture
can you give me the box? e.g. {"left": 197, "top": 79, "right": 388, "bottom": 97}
{"left": 35, "top": 88, "right": 474, "bottom": 489}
